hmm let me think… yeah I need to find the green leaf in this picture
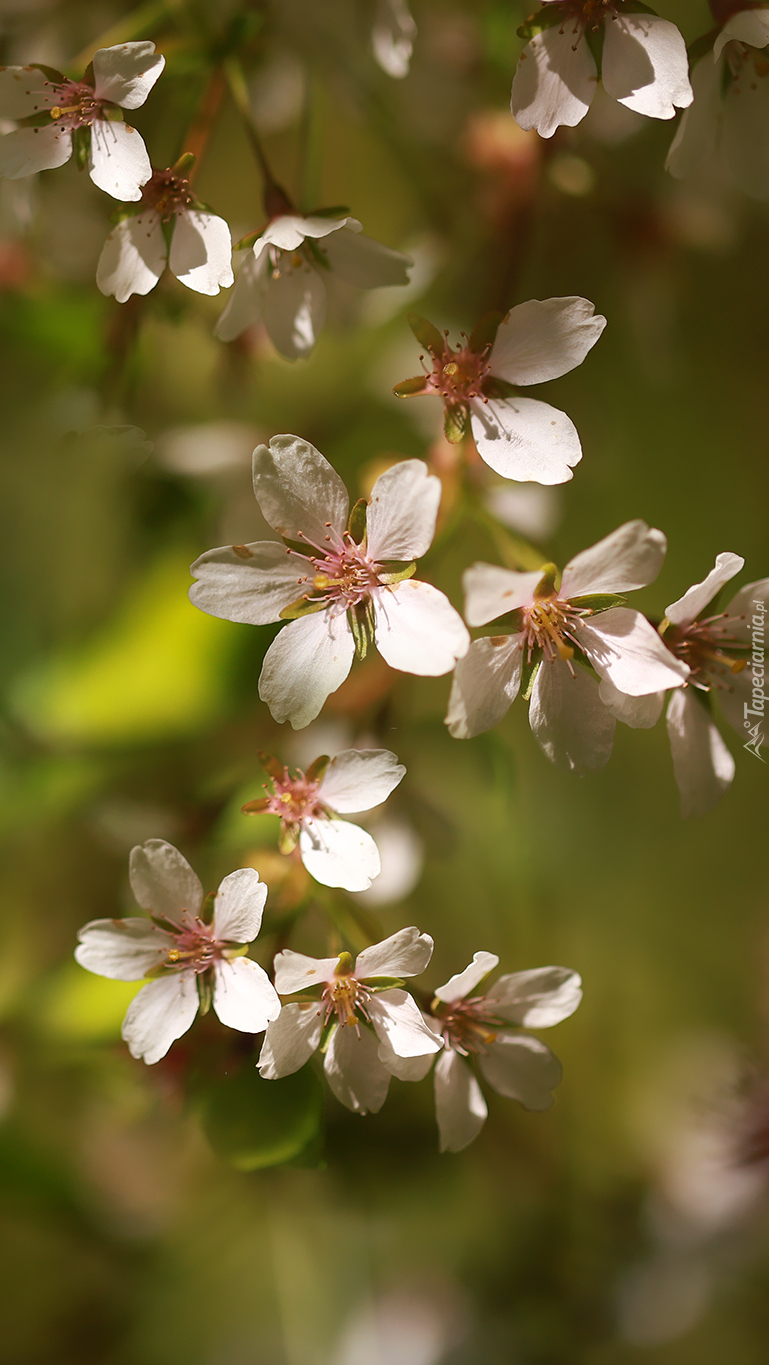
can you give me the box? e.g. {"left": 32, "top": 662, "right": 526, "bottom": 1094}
{"left": 347, "top": 498, "right": 368, "bottom": 544}
{"left": 469, "top": 311, "right": 504, "bottom": 354}
{"left": 200, "top": 1064, "right": 323, "bottom": 1171}
{"left": 72, "top": 126, "right": 91, "bottom": 171}
{"left": 406, "top": 313, "right": 446, "bottom": 355}
{"left": 444, "top": 402, "right": 469, "bottom": 444}
{"left": 393, "top": 376, "right": 429, "bottom": 398}
{"left": 570, "top": 593, "right": 627, "bottom": 614}
{"left": 279, "top": 596, "right": 325, "bottom": 620}
{"left": 378, "top": 561, "right": 416, "bottom": 584}
{"left": 521, "top": 655, "right": 541, "bottom": 701}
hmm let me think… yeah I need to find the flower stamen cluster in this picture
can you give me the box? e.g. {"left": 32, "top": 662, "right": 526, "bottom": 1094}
{"left": 141, "top": 167, "right": 195, "bottom": 221}
{"left": 45, "top": 80, "right": 106, "bottom": 127}
{"left": 286, "top": 527, "right": 389, "bottom": 615}
{"left": 162, "top": 916, "right": 221, "bottom": 973}
{"left": 432, "top": 995, "right": 504, "bottom": 1056}
{"left": 521, "top": 593, "right": 591, "bottom": 666}
{"left": 322, "top": 955, "right": 373, "bottom": 1030}
{"left": 423, "top": 335, "right": 493, "bottom": 405}
{"left": 663, "top": 611, "right": 748, "bottom": 691}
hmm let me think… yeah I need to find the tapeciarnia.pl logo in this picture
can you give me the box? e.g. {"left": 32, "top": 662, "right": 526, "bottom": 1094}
{"left": 744, "top": 598, "right": 766, "bottom": 761}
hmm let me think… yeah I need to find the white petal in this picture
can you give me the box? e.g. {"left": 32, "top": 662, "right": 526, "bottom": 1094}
{"left": 273, "top": 949, "right": 339, "bottom": 994}
{"left": 713, "top": 660, "right": 754, "bottom": 736}
{"left": 561, "top": 520, "right": 667, "bottom": 598}
{"left": 724, "top": 577, "right": 769, "bottom": 644}
{"left": 373, "top": 580, "right": 470, "bottom": 675}
{"left": 299, "top": 817, "right": 381, "bottom": 892}
{"left": 75, "top": 918, "right": 168, "bottom": 981}
{"left": 444, "top": 634, "right": 524, "bottom": 739}
{"left": 372, "top": 0, "right": 417, "bottom": 78}
{"left": 92, "top": 41, "right": 165, "bottom": 109}
{"left": 258, "top": 1002, "right": 324, "bottom": 1077}
{"left": 318, "top": 748, "right": 406, "bottom": 813}
{"left": 88, "top": 119, "right": 151, "bottom": 201}
{"left": 129, "top": 839, "right": 203, "bottom": 923}
{"left": 463, "top": 563, "right": 542, "bottom": 626}
{"left": 169, "top": 210, "right": 233, "bottom": 295}
{"left": 511, "top": 28, "right": 597, "bottom": 137}
{"left": 368, "top": 990, "right": 443, "bottom": 1057}
{"left": 433, "top": 951, "right": 500, "bottom": 1003}
{"left": 258, "top": 610, "right": 355, "bottom": 729}
{"left": 0, "top": 66, "right": 56, "bottom": 120}
{"left": 365, "top": 460, "right": 440, "bottom": 561}
{"left": 666, "top": 688, "right": 735, "bottom": 819}
{"left": 434, "top": 1050, "right": 488, "bottom": 1152}
{"left": 252, "top": 434, "right": 349, "bottom": 547}
{"left": 602, "top": 14, "right": 692, "bottom": 119}
{"left": 529, "top": 657, "right": 616, "bottom": 772}
{"left": 96, "top": 213, "right": 166, "bottom": 301}
{"left": 322, "top": 225, "right": 412, "bottom": 288}
{"left": 715, "top": 9, "right": 769, "bottom": 58}
{"left": 214, "top": 248, "right": 269, "bottom": 341}
{"left": 599, "top": 678, "right": 665, "bottom": 728}
{"left": 377, "top": 1041, "right": 436, "bottom": 1082}
{"left": 263, "top": 261, "right": 326, "bottom": 359}
{"left": 121, "top": 972, "right": 199, "bottom": 1064}
{"left": 485, "top": 967, "right": 583, "bottom": 1027}
{"left": 0, "top": 124, "right": 72, "bottom": 178}
{"left": 470, "top": 395, "right": 582, "bottom": 485}
{"left": 721, "top": 70, "right": 769, "bottom": 200}
{"left": 489, "top": 296, "right": 606, "bottom": 386}
{"left": 212, "top": 867, "right": 267, "bottom": 942}
{"left": 189, "top": 540, "right": 307, "bottom": 625}
{"left": 324, "top": 1022, "right": 392, "bottom": 1113}
{"left": 355, "top": 926, "right": 434, "bottom": 979}
{"left": 354, "top": 818, "right": 424, "bottom": 907}
{"left": 577, "top": 609, "right": 689, "bottom": 695}
{"left": 666, "top": 55, "right": 722, "bottom": 179}
{"left": 261, "top": 214, "right": 358, "bottom": 251}
{"left": 479, "top": 1034, "right": 561, "bottom": 1109}
{"left": 665, "top": 553, "right": 745, "bottom": 627}
{"left": 212, "top": 958, "right": 280, "bottom": 1033}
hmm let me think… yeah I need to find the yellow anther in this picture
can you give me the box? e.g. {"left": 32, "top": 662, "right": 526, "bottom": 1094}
{"left": 444, "top": 361, "right": 459, "bottom": 376}
{"left": 167, "top": 947, "right": 181, "bottom": 962}
{"left": 50, "top": 106, "right": 62, "bottom": 119}
{"left": 313, "top": 573, "right": 331, "bottom": 589}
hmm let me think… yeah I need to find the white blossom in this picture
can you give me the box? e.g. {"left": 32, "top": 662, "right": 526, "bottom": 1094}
{"left": 215, "top": 212, "right": 412, "bottom": 358}
{"left": 0, "top": 42, "right": 164, "bottom": 200}
{"left": 511, "top": 2, "right": 692, "bottom": 137}
{"left": 190, "top": 435, "right": 470, "bottom": 729}
{"left": 372, "top": 0, "right": 417, "bottom": 79}
{"left": 258, "top": 929, "right": 442, "bottom": 1114}
{"left": 75, "top": 839, "right": 280, "bottom": 1064}
{"left": 446, "top": 520, "right": 689, "bottom": 771}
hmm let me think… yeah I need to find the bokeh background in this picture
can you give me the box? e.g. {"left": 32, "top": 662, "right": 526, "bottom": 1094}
{"left": 1, "top": 0, "right": 768, "bottom": 1361}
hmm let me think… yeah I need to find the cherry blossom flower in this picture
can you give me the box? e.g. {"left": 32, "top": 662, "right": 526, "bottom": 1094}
{"left": 0, "top": 42, "right": 164, "bottom": 200}
{"left": 667, "top": 9, "right": 769, "bottom": 199}
{"left": 445, "top": 520, "right": 689, "bottom": 771}
{"left": 372, "top": 0, "right": 417, "bottom": 78}
{"left": 511, "top": 1, "right": 692, "bottom": 138}
{"left": 242, "top": 747, "right": 406, "bottom": 892}
{"left": 393, "top": 300, "right": 606, "bottom": 484}
{"left": 189, "top": 435, "right": 470, "bottom": 729}
{"left": 96, "top": 161, "right": 233, "bottom": 300}
{"left": 215, "top": 211, "right": 412, "bottom": 358}
{"left": 74, "top": 839, "right": 280, "bottom": 1064}
{"left": 601, "top": 553, "right": 769, "bottom": 817}
{"left": 258, "top": 930, "right": 442, "bottom": 1114}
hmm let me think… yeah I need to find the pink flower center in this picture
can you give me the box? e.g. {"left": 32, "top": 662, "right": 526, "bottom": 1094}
{"left": 267, "top": 244, "right": 314, "bottom": 280}
{"left": 45, "top": 79, "right": 106, "bottom": 129}
{"left": 322, "top": 971, "right": 372, "bottom": 1029}
{"left": 434, "top": 997, "right": 503, "bottom": 1055}
{"left": 141, "top": 168, "right": 194, "bottom": 220}
{"left": 425, "top": 338, "right": 492, "bottom": 405}
{"left": 289, "top": 528, "right": 385, "bottom": 613}
{"left": 553, "top": 0, "right": 619, "bottom": 34}
{"left": 263, "top": 769, "right": 325, "bottom": 828}
{"left": 163, "top": 916, "right": 221, "bottom": 975}
{"left": 725, "top": 41, "right": 769, "bottom": 87}
{"left": 521, "top": 595, "right": 589, "bottom": 666}
{"left": 664, "top": 613, "right": 747, "bottom": 692}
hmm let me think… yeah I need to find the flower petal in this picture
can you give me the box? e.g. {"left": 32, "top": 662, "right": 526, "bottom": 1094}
{"left": 91, "top": 41, "right": 165, "bottom": 109}
{"left": 261, "top": 214, "right": 358, "bottom": 251}
{"left": 0, "top": 66, "right": 56, "bottom": 120}
{"left": 713, "top": 662, "right": 754, "bottom": 736}
{"left": 189, "top": 541, "right": 306, "bottom": 625}
{"left": 252, "top": 434, "right": 350, "bottom": 547}
{"left": 121, "top": 973, "right": 199, "bottom": 1064}
{"left": 322, "top": 225, "right": 412, "bottom": 287}
{"left": 75, "top": 918, "right": 168, "bottom": 981}
{"left": 720, "top": 71, "right": 769, "bottom": 200}
{"left": 444, "top": 634, "right": 524, "bottom": 739}
{"left": 214, "top": 247, "right": 269, "bottom": 341}
{"left": 368, "top": 990, "right": 443, "bottom": 1057}
{"left": 463, "top": 564, "right": 542, "bottom": 626}
{"left": 258, "top": 1002, "right": 324, "bottom": 1077}
{"left": 470, "top": 395, "right": 582, "bottom": 485}
{"left": 479, "top": 1034, "right": 562, "bottom": 1109}
{"left": 664, "top": 553, "right": 745, "bottom": 627}
{"left": 715, "top": 9, "right": 769, "bottom": 58}
{"left": 324, "top": 1022, "right": 392, "bottom": 1113}
{"left": 96, "top": 212, "right": 166, "bottom": 301}
{"left": 273, "top": 949, "right": 340, "bottom": 994}
{"left": 212, "top": 867, "right": 267, "bottom": 943}
{"left": 373, "top": 580, "right": 470, "bottom": 676}
{"left": 169, "top": 210, "right": 233, "bottom": 295}
{"left": 88, "top": 119, "right": 151, "bottom": 201}
{"left": 434, "top": 1050, "right": 488, "bottom": 1152}
{"left": 560, "top": 520, "right": 667, "bottom": 598}
{"left": 577, "top": 609, "right": 689, "bottom": 695}
{"left": 212, "top": 958, "right": 281, "bottom": 1032}
{"left": 299, "top": 817, "right": 381, "bottom": 892}
{"left": 365, "top": 459, "right": 440, "bottom": 561}
{"left": 129, "top": 839, "right": 204, "bottom": 923}
{"left": 318, "top": 749, "right": 406, "bottom": 813}
{"left": 602, "top": 14, "right": 692, "bottom": 119}
{"left": 258, "top": 610, "right": 355, "bottom": 729}
{"left": 372, "top": 0, "right": 417, "bottom": 78}
{"left": 666, "top": 688, "right": 735, "bottom": 819}
{"left": 489, "top": 297, "right": 606, "bottom": 387}
{"left": 0, "top": 123, "right": 72, "bottom": 178}
{"left": 598, "top": 678, "right": 665, "bottom": 728}
{"left": 724, "top": 577, "right": 769, "bottom": 645}
{"left": 485, "top": 967, "right": 582, "bottom": 1027}
{"left": 355, "top": 926, "right": 434, "bottom": 979}
{"left": 666, "top": 54, "right": 722, "bottom": 179}
{"left": 263, "top": 260, "right": 326, "bottom": 359}
{"left": 433, "top": 951, "right": 500, "bottom": 1003}
{"left": 529, "top": 657, "right": 616, "bottom": 772}
{"left": 511, "top": 29, "right": 597, "bottom": 138}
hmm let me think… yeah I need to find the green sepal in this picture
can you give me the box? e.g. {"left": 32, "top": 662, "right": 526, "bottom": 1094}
{"left": 305, "top": 204, "right": 351, "bottom": 218}
{"left": 482, "top": 375, "right": 518, "bottom": 401}
{"left": 534, "top": 563, "right": 559, "bottom": 598}
{"left": 197, "top": 973, "right": 213, "bottom": 1016}
{"left": 305, "top": 754, "right": 330, "bottom": 783}
{"left": 348, "top": 601, "right": 376, "bottom": 661}
{"left": 258, "top": 750, "right": 286, "bottom": 781}
{"left": 378, "top": 561, "right": 416, "bottom": 585}
{"left": 407, "top": 313, "right": 446, "bottom": 356}
{"left": 172, "top": 152, "right": 197, "bottom": 178}
{"left": 367, "top": 977, "right": 405, "bottom": 990}
{"left": 279, "top": 596, "right": 325, "bottom": 620}
{"left": 29, "top": 63, "right": 64, "bottom": 82}
{"left": 517, "top": 5, "right": 569, "bottom": 41}
{"left": 306, "top": 238, "right": 331, "bottom": 270}
{"left": 444, "top": 402, "right": 469, "bottom": 444}
{"left": 347, "top": 498, "right": 368, "bottom": 544}
{"left": 144, "top": 962, "right": 171, "bottom": 980}
{"left": 393, "top": 375, "right": 429, "bottom": 398}
{"left": 17, "top": 111, "right": 62, "bottom": 128}
{"left": 161, "top": 217, "right": 176, "bottom": 254}
{"left": 242, "top": 797, "right": 271, "bottom": 815}
{"left": 108, "top": 200, "right": 147, "bottom": 224}
{"left": 687, "top": 28, "right": 718, "bottom": 62}
{"left": 521, "top": 655, "right": 541, "bottom": 701}
{"left": 278, "top": 824, "right": 299, "bottom": 854}
{"left": 570, "top": 593, "right": 627, "bottom": 614}
{"left": 82, "top": 60, "right": 95, "bottom": 87}
{"left": 658, "top": 615, "right": 672, "bottom": 637}
{"left": 72, "top": 125, "right": 91, "bottom": 171}
{"left": 469, "top": 311, "right": 504, "bottom": 354}
{"left": 622, "top": 0, "right": 659, "bottom": 13}
{"left": 281, "top": 536, "right": 313, "bottom": 556}
{"left": 201, "top": 890, "right": 216, "bottom": 926}
{"left": 101, "top": 104, "right": 125, "bottom": 123}
{"left": 150, "top": 914, "right": 181, "bottom": 935}
{"left": 584, "top": 24, "right": 604, "bottom": 71}
{"left": 233, "top": 229, "right": 261, "bottom": 251}
{"left": 319, "top": 1018, "right": 336, "bottom": 1053}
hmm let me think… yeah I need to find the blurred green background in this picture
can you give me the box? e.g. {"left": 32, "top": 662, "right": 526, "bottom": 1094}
{"left": 1, "top": 0, "right": 768, "bottom": 1361}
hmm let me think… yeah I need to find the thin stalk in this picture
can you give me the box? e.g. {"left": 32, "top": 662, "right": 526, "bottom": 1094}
{"left": 223, "top": 55, "right": 293, "bottom": 217}
{"left": 180, "top": 65, "right": 226, "bottom": 179}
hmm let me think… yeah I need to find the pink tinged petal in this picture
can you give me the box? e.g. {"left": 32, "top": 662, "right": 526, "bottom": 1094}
{"left": 258, "top": 610, "right": 356, "bottom": 729}
{"left": 444, "top": 634, "right": 524, "bottom": 739}
{"left": 318, "top": 748, "right": 406, "bottom": 813}
{"left": 489, "top": 296, "right": 606, "bottom": 387}
{"left": 258, "top": 1002, "right": 324, "bottom": 1078}
{"left": 212, "top": 867, "right": 267, "bottom": 943}
{"left": 169, "top": 210, "right": 233, "bottom": 295}
{"left": 665, "top": 553, "right": 745, "bottom": 627}
{"left": 92, "top": 41, "right": 165, "bottom": 109}
{"left": 479, "top": 1034, "right": 562, "bottom": 1110}
{"left": 214, "top": 248, "right": 269, "bottom": 341}
{"left": 321, "top": 225, "right": 412, "bottom": 288}
{"left": 715, "top": 9, "right": 769, "bottom": 57}
{"left": 324, "top": 1022, "right": 392, "bottom": 1113}
{"left": 373, "top": 580, "right": 470, "bottom": 675}
{"left": 96, "top": 213, "right": 166, "bottom": 301}
{"left": 666, "top": 688, "right": 735, "bottom": 819}
{"left": 273, "top": 949, "right": 341, "bottom": 995}
{"left": 299, "top": 817, "right": 381, "bottom": 892}
{"left": 463, "top": 564, "right": 541, "bottom": 626}
{"left": 434, "top": 1050, "right": 488, "bottom": 1153}
{"left": 602, "top": 14, "right": 693, "bottom": 119}
{"left": 88, "top": 119, "right": 152, "bottom": 201}
{"left": 252, "top": 434, "right": 350, "bottom": 546}
{"left": 121, "top": 972, "right": 199, "bottom": 1064}
{"left": 0, "top": 124, "right": 72, "bottom": 178}
{"left": 368, "top": 990, "right": 443, "bottom": 1058}
{"left": 511, "top": 27, "right": 597, "bottom": 137}
{"left": 355, "top": 926, "right": 434, "bottom": 979}
{"left": 263, "top": 261, "right": 327, "bottom": 359}
{"left": 212, "top": 958, "right": 281, "bottom": 1033}
{"left": 666, "top": 55, "right": 722, "bottom": 179}
{"left": 529, "top": 656, "right": 616, "bottom": 772}
{"left": 372, "top": 0, "right": 417, "bottom": 78}
{"left": 470, "top": 395, "right": 582, "bottom": 486}
{"left": 75, "top": 918, "right": 168, "bottom": 981}
{"left": 0, "top": 66, "right": 56, "bottom": 120}
{"left": 433, "top": 951, "right": 500, "bottom": 1003}
{"left": 724, "top": 577, "right": 769, "bottom": 645}
{"left": 189, "top": 541, "right": 306, "bottom": 625}
{"left": 721, "top": 72, "right": 769, "bottom": 200}
{"left": 560, "top": 520, "right": 667, "bottom": 598}
{"left": 129, "top": 839, "right": 204, "bottom": 923}
{"left": 365, "top": 459, "right": 440, "bottom": 561}
{"left": 577, "top": 609, "right": 689, "bottom": 695}
{"left": 261, "top": 214, "right": 360, "bottom": 251}
{"left": 485, "top": 967, "right": 582, "bottom": 1027}
{"left": 598, "top": 678, "right": 665, "bottom": 728}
